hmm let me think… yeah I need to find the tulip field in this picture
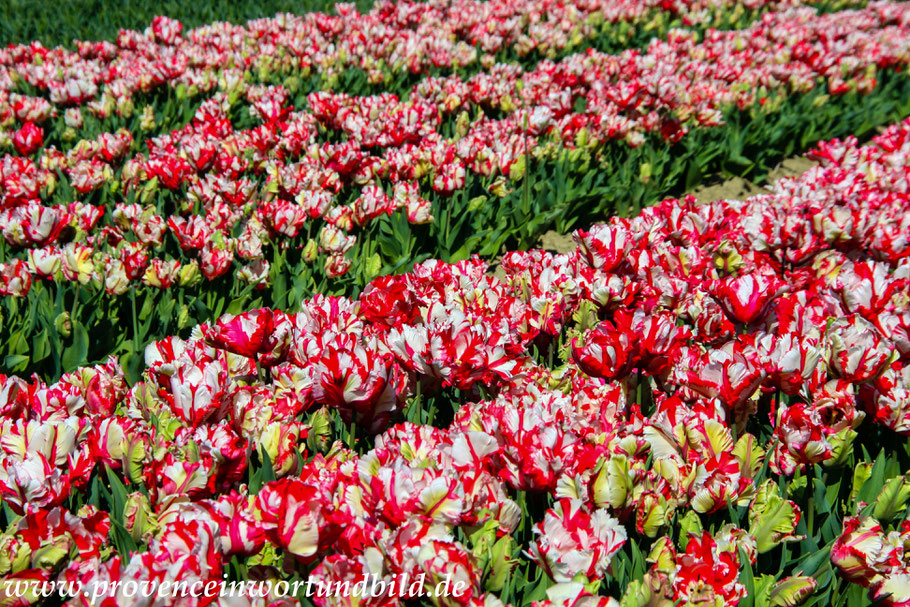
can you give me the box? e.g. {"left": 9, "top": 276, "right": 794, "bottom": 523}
{"left": 4, "top": 0, "right": 910, "bottom": 605}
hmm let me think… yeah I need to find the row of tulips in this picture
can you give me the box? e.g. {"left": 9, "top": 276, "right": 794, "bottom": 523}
{"left": 0, "top": 0, "right": 865, "bottom": 205}
{"left": 3, "top": 2, "right": 910, "bottom": 380}
{"left": 3, "top": 114, "right": 910, "bottom": 606}
{"left": 0, "top": 0, "right": 864, "bottom": 128}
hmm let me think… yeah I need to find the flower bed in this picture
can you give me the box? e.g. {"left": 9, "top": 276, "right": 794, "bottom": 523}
{"left": 2, "top": 116, "right": 910, "bottom": 606}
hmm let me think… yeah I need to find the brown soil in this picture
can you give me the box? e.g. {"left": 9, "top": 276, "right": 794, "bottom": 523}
{"left": 692, "top": 155, "right": 818, "bottom": 204}
{"left": 538, "top": 230, "right": 578, "bottom": 254}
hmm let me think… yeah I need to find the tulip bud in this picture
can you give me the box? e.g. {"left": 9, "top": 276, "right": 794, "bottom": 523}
{"left": 158, "top": 415, "right": 184, "bottom": 443}
{"left": 174, "top": 304, "right": 191, "bottom": 330}
{"left": 124, "top": 492, "right": 156, "bottom": 541}
{"left": 488, "top": 176, "right": 511, "bottom": 198}
{"left": 117, "top": 97, "right": 135, "bottom": 118}
{"left": 90, "top": 260, "right": 106, "bottom": 291}
{"left": 733, "top": 433, "right": 765, "bottom": 480}
{"left": 824, "top": 426, "right": 857, "bottom": 469}
{"left": 139, "top": 177, "right": 159, "bottom": 204}
{"left": 363, "top": 253, "right": 381, "bottom": 282}
{"left": 713, "top": 241, "right": 744, "bottom": 275}
{"left": 455, "top": 111, "right": 470, "bottom": 139}
{"left": 258, "top": 421, "right": 306, "bottom": 477}
{"left": 748, "top": 481, "right": 803, "bottom": 553}
{"left": 468, "top": 195, "right": 487, "bottom": 212}
{"left": 283, "top": 76, "right": 300, "bottom": 92}
{"left": 177, "top": 261, "right": 201, "bottom": 287}
{"left": 302, "top": 238, "right": 318, "bottom": 263}
{"left": 40, "top": 176, "right": 57, "bottom": 204}
{"left": 677, "top": 510, "right": 703, "bottom": 549}
{"left": 247, "top": 542, "right": 282, "bottom": 568}
{"left": 124, "top": 439, "right": 147, "bottom": 485}
{"left": 470, "top": 518, "right": 499, "bottom": 565}
{"left": 306, "top": 407, "right": 332, "bottom": 454}
{"left": 0, "top": 535, "right": 31, "bottom": 575}
{"left": 0, "top": 535, "right": 13, "bottom": 575}
{"left": 771, "top": 576, "right": 818, "bottom": 607}
{"left": 591, "top": 455, "right": 632, "bottom": 509}
{"left": 567, "top": 147, "right": 585, "bottom": 164}
{"left": 851, "top": 462, "right": 873, "bottom": 502}
{"left": 54, "top": 312, "right": 72, "bottom": 338}
{"left": 508, "top": 155, "right": 526, "bottom": 180}
{"left": 32, "top": 537, "right": 68, "bottom": 570}
{"left": 486, "top": 535, "right": 515, "bottom": 592}
{"left": 639, "top": 162, "right": 652, "bottom": 184}
{"left": 574, "top": 127, "right": 589, "bottom": 148}
{"left": 646, "top": 537, "right": 676, "bottom": 575}
{"left": 636, "top": 491, "right": 668, "bottom": 538}
{"left": 619, "top": 578, "right": 659, "bottom": 607}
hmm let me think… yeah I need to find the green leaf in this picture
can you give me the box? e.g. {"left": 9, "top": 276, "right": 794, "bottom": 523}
{"left": 739, "top": 548, "right": 757, "bottom": 607}
{"left": 3, "top": 354, "right": 30, "bottom": 371}
{"left": 61, "top": 320, "right": 89, "bottom": 371}
{"left": 226, "top": 297, "right": 249, "bottom": 317}
{"left": 31, "top": 328, "right": 50, "bottom": 363}
{"left": 856, "top": 451, "right": 889, "bottom": 507}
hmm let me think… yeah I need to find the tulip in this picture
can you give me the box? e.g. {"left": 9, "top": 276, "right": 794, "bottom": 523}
{"left": 0, "top": 259, "right": 32, "bottom": 298}
{"left": 571, "top": 318, "right": 635, "bottom": 381}
{"left": 203, "top": 309, "right": 275, "bottom": 359}
{"left": 671, "top": 530, "right": 746, "bottom": 606}
{"left": 575, "top": 224, "right": 633, "bottom": 272}
{"left": 256, "top": 478, "right": 338, "bottom": 563}
{"left": 711, "top": 274, "right": 786, "bottom": 325}
{"left": 827, "top": 315, "right": 896, "bottom": 383}
{"left": 529, "top": 498, "right": 627, "bottom": 582}
{"left": 831, "top": 516, "right": 888, "bottom": 585}
{"left": 12, "top": 121, "right": 43, "bottom": 156}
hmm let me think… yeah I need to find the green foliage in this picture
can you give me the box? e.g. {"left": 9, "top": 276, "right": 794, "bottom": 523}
{"left": 0, "top": 0, "right": 373, "bottom": 49}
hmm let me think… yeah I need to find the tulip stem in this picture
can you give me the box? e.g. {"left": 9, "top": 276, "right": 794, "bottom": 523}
{"left": 806, "top": 465, "right": 817, "bottom": 537}
{"left": 131, "top": 288, "right": 140, "bottom": 351}
{"left": 517, "top": 490, "right": 528, "bottom": 533}
{"left": 347, "top": 421, "right": 357, "bottom": 449}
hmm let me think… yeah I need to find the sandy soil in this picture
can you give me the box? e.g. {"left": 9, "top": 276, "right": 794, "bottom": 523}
{"left": 692, "top": 156, "right": 818, "bottom": 204}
